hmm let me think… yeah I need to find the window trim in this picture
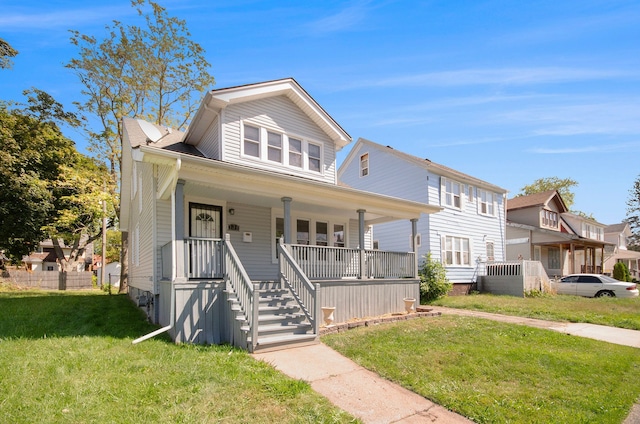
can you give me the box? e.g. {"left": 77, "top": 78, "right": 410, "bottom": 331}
{"left": 360, "top": 152, "right": 369, "bottom": 177}
{"left": 477, "top": 189, "right": 496, "bottom": 217}
{"left": 441, "top": 234, "right": 472, "bottom": 267}
{"left": 241, "top": 121, "right": 324, "bottom": 175}
{"left": 441, "top": 177, "right": 463, "bottom": 210}
{"left": 271, "top": 213, "right": 347, "bottom": 263}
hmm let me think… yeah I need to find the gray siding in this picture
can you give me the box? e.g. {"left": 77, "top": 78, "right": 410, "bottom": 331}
{"left": 226, "top": 202, "right": 278, "bottom": 281}
{"left": 317, "top": 279, "right": 419, "bottom": 323}
{"left": 198, "top": 114, "right": 220, "bottom": 159}
{"left": 220, "top": 96, "right": 337, "bottom": 184}
{"left": 129, "top": 161, "right": 155, "bottom": 293}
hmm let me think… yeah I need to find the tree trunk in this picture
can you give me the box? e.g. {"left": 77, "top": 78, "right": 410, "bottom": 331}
{"left": 119, "top": 231, "right": 129, "bottom": 293}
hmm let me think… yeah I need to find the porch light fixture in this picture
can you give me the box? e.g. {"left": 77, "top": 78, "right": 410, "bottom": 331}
{"left": 229, "top": 208, "right": 235, "bottom": 215}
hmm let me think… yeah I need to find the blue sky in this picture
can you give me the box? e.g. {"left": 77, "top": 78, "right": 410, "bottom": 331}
{"left": 2, "top": 0, "right": 639, "bottom": 225}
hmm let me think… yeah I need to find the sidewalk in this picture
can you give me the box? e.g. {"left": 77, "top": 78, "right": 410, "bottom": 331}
{"left": 428, "top": 306, "right": 640, "bottom": 348}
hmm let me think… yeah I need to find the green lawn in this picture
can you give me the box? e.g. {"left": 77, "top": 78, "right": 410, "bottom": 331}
{"left": 323, "top": 315, "right": 640, "bottom": 424}
{"left": 431, "top": 293, "right": 640, "bottom": 330}
{"left": 0, "top": 285, "right": 358, "bottom": 424}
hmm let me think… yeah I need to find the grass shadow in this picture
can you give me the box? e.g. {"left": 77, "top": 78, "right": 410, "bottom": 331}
{"left": 0, "top": 290, "right": 169, "bottom": 341}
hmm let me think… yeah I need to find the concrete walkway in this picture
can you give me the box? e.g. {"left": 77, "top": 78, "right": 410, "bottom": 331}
{"left": 428, "top": 306, "right": 640, "bottom": 348}
{"left": 253, "top": 342, "right": 473, "bottom": 424}
{"left": 253, "top": 308, "right": 640, "bottom": 423}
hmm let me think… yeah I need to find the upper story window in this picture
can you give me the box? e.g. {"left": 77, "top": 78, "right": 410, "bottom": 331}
{"left": 242, "top": 122, "right": 323, "bottom": 174}
{"left": 441, "top": 177, "right": 462, "bottom": 209}
{"left": 582, "top": 223, "right": 603, "bottom": 241}
{"left": 308, "top": 143, "right": 321, "bottom": 173}
{"left": 478, "top": 189, "right": 495, "bottom": 216}
{"left": 243, "top": 124, "right": 260, "bottom": 158}
{"left": 267, "top": 131, "right": 282, "bottom": 163}
{"left": 360, "top": 153, "right": 369, "bottom": 177}
{"left": 541, "top": 209, "right": 558, "bottom": 229}
{"left": 289, "top": 138, "right": 302, "bottom": 168}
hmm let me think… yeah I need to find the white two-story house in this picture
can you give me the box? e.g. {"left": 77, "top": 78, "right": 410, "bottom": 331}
{"left": 338, "top": 138, "right": 507, "bottom": 295}
{"left": 603, "top": 222, "right": 640, "bottom": 280}
{"left": 120, "top": 79, "right": 440, "bottom": 351}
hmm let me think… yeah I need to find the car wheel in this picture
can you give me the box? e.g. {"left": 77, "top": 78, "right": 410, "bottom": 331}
{"left": 595, "top": 291, "right": 615, "bottom": 298}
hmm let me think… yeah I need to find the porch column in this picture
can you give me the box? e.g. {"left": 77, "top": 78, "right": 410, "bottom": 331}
{"left": 175, "top": 179, "right": 186, "bottom": 280}
{"left": 411, "top": 218, "right": 419, "bottom": 278}
{"left": 281, "top": 197, "right": 292, "bottom": 244}
{"left": 358, "top": 209, "right": 366, "bottom": 279}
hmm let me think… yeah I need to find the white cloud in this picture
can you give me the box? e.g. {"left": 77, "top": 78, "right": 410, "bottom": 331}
{"left": 0, "top": 5, "right": 134, "bottom": 31}
{"left": 305, "top": 1, "right": 372, "bottom": 35}
{"left": 529, "top": 141, "right": 640, "bottom": 154}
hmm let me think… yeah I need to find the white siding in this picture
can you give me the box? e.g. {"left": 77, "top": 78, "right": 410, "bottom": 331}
{"left": 340, "top": 141, "right": 506, "bottom": 284}
{"left": 220, "top": 96, "right": 337, "bottom": 184}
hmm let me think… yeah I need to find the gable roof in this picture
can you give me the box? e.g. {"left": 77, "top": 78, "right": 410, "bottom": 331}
{"left": 342, "top": 138, "right": 506, "bottom": 193}
{"left": 184, "top": 78, "right": 351, "bottom": 149}
{"left": 507, "top": 190, "right": 568, "bottom": 213}
{"left": 605, "top": 222, "right": 629, "bottom": 234}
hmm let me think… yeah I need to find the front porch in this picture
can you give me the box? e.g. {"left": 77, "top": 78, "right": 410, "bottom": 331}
{"left": 155, "top": 236, "right": 420, "bottom": 352}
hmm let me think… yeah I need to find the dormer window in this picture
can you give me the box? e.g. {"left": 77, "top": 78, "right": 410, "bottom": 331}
{"left": 289, "top": 138, "right": 302, "bottom": 168}
{"left": 541, "top": 209, "right": 558, "bottom": 229}
{"left": 243, "top": 124, "right": 260, "bottom": 158}
{"left": 242, "top": 121, "right": 323, "bottom": 174}
{"left": 267, "top": 131, "right": 282, "bottom": 163}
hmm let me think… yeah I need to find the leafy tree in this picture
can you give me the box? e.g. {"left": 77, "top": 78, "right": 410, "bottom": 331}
{"left": 627, "top": 175, "right": 640, "bottom": 251}
{"left": 94, "top": 230, "right": 122, "bottom": 264}
{"left": 0, "top": 90, "right": 110, "bottom": 273}
{"left": 0, "top": 38, "right": 18, "bottom": 69}
{"left": 518, "top": 177, "right": 578, "bottom": 210}
{"left": 67, "top": 0, "right": 215, "bottom": 292}
{"left": 419, "top": 252, "right": 452, "bottom": 303}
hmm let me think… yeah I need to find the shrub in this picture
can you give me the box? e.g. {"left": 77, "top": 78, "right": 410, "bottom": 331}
{"left": 419, "top": 252, "right": 452, "bottom": 303}
{"left": 613, "top": 262, "right": 631, "bottom": 282}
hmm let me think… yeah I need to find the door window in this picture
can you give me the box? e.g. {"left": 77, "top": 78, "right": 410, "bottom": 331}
{"left": 189, "top": 203, "right": 222, "bottom": 238}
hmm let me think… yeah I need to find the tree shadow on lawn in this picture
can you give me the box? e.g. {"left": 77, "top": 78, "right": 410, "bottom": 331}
{"left": 0, "top": 291, "right": 168, "bottom": 340}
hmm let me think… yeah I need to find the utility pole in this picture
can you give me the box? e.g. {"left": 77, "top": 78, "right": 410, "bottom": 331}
{"left": 100, "top": 190, "right": 107, "bottom": 292}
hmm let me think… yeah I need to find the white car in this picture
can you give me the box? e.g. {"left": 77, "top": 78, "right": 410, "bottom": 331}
{"left": 557, "top": 274, "right": 639, "bottom": 298}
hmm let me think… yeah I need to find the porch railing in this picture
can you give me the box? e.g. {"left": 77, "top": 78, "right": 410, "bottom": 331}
{"left": 223, "top": 235, "right": 257, "bottom": 349}
{"left": 287, "top": 244, "right": 416, "bottom": 279}
{"left": 279, "top": 242, "right": 318, "bottom": 332}
{"left": 185, "top": 238, "right": 224, "bottom": 279}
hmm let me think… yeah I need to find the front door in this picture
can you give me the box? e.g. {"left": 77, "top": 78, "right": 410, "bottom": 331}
{"left": 187, "top": 203, "right": 223, "bottom": 278}
{"left": 189, "top": 203, "right": 222, "bottom": 238}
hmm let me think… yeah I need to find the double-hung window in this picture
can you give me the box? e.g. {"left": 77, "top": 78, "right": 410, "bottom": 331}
{"left": 267, "top": 131, "right": 282, "bottom": 163}
{"left": 441, "top": 177, "right": 462, "bottom": 209}
{"left": 308, "top": 143, "right": 321, "bottom": 173}
{"left": 478, "top": 189, "right": 495, "bottom": 216}
{"left": 442, "top": 235, "right": 470, "bottom": 266}
{"left": 360, "top": 153, "right": 369, "bottom": 177}
{"left": 289, "top": 138, "right": 302, "bottom": 168}
{"left": 243, "top": 124, "right": 260, "bottom": 158}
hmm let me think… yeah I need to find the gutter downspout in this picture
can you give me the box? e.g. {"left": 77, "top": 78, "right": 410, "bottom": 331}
{"left": 132, "top": 281, "right": 175, "bottom": 344}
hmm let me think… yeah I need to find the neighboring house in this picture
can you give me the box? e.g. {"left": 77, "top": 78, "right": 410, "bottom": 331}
{"left": 506, "top": 190, "right": 612, "bottom": 278}
{"left": 603, "top": 223, "right": 640, "bottom": 280}
{"left": 120, "top": 78, "right": 440, "bottom": 351}
{"left": 338, "top": 138, "right": 507, "bottom": 295}
{"left": 22, "top": 239, "right": 93, "bottom": 272}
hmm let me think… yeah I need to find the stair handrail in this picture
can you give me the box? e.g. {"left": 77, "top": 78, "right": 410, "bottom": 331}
{"left": 277, "top": 240, "right": 317, "bottom": 331}
{"left": 222, "top": 234, "right": 256, "bottom": 349}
